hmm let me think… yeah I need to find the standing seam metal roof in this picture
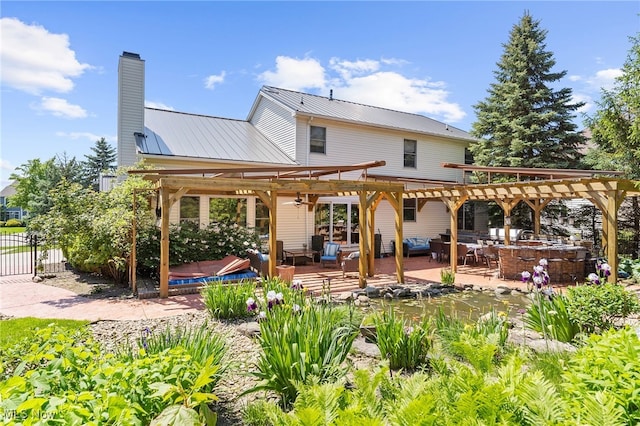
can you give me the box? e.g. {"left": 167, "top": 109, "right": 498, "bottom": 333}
{"left": 140, "top": 108, "right": 296, "bottom": 165}
{"left": 256, "top": 86, "right": 476, "bottom": 142}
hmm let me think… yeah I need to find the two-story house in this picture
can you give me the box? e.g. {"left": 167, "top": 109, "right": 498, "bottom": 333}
{"left": 117, "top": 51, "right": 483, "bottom": 252}
{"left": 0, "top": 183, "right": 27, "bottom": 222}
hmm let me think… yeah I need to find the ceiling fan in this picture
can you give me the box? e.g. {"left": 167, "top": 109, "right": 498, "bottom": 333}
{"left": 283, "top": 192, "right": 314, "bottom": 207}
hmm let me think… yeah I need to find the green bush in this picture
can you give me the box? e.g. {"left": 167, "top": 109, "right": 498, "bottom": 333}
{"left": 136, "top": 220, "right": 262, "bottom": 276}
{"left": 248, "top": 300, "right": 358, "bottom": 408}
{"left": 0, "top": 221, "right": 5, "bottom": 227}
{"left": 525, "top": 292, "right": 580, "bottom": 342}
{"left": 202, "top": 280, "right": 258, "bottom": 319}
{"left": 4, "top": 219, "right": 23, "bottom": 227}
{"left": 117, "top": 323, "right": 227, "bottom": 392}
{"left": 0, "top": 325, "right": 221, "bottom": 424}
{"left": 440, "top": 268, "right": 455, "bottom": 285}
{"left": 563, "top": 327, "right": 640, "bottom": 424}
{"left": 373, "top": 307, "right": 432, "bottom": 371}
{"left": 566, "top": 283, "right": 640, "bottom": 334}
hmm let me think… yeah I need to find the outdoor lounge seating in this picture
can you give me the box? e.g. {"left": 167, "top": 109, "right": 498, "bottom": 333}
{"left": 390, "top": 237, "right": 431, "bottom": 257}
{"left": 320, "top": 242, "right": 342, "bottom": 268}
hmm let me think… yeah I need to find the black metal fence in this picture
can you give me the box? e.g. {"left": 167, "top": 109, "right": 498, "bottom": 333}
{"left": 0, "top": 232, "right": 66, "bottom": 276}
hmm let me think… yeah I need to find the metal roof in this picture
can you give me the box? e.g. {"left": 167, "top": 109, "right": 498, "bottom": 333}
{"left": 253, "top": 86, "right": 477, "bottom": 143}
{"left": 139, "top": 108, "right": 297, "bottom": 165}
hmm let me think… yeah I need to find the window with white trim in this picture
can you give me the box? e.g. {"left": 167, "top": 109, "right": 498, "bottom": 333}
{"left": 310, "top": 126, "right": 326, "bottom": 154}
{"left": 403, "top": 198, "right": 417, "bottom": 222}
{"left": 404, "top": 139, "right": 417, "bottom": 168}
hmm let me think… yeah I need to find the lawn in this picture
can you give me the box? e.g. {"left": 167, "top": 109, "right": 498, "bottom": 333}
{"left": 0, "top": 227, "right": 26, "bottom": 234}
{"left": 0, "top": 317, "right": 89, "bottom": 347}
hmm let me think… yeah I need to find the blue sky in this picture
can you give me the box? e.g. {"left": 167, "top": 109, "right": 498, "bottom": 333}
{"left": 1, "top": 1, "right": 638, "bottom": 189}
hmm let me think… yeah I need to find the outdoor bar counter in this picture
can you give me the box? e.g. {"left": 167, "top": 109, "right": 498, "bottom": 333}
{"left": 497, "top": 244, "right": 589, "bottom": 283}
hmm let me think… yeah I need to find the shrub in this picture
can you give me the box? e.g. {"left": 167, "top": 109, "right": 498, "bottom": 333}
{"left": 0, "top": 221, "right": 5, "bottom": 227}
{"left": 525, "top": 292, "right": 580, "bottom": 342}
{"left": 117, "top": 322, "right": 227, "bottom": 391}
{"left": 373, "top": 307, "right": 432, "bottom": 371}
{"left": 248, "top": 301, "right": 358, "bottom": 408}
{"left": 440, "top": 268, "right": 455, "bottom": 285}
{"left": 5, "top": 218, "right": 23, "bottom": 227}
{"left": 0, "top": 325, "right": 221, "bottom": 424}
{"left": 136, "top": 220, "right": 262, "bottom": 275}
{"left": 562, "top": 327, "right": 640, "bottom": 424}
{"left": 566, "top": 283, "right": 640, "bottom": 334}
{"left": 202, "top": 280, "right": 258, "bottom": 319}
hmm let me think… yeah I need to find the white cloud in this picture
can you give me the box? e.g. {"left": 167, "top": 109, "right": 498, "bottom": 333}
{"left": 568, "top": 75, "right": 582, "bottom": 82}
{"left": 0, "top": 17, "right": 91, "bottom": 95}
{"left": 204, "top": 71, "right": 226, "bottom": 89}
{"left": 258, "top": 56, "right": 326, "bottom": 91}
{"left": 571, "top": 92, "right": 594, "bottom": 115}
{"left": 0, "top": 159, "right": 16, "bottom": 173}
{"left": 34, "top": 97, "right": 87, "bottom": 119}
{"left": 145, "top": 101, "right": 175, "bottom": 111}
{"left": 56, "top": 131, "right": 116, "bottom": 143}
{"left": 258, "top": 55, "right": 465, "bottom": 123}
{"left": 588, "top": 68, "right": 622, "bottom": 91}
{"left": 329, "top": 58, "right": 379, "bottom": 80}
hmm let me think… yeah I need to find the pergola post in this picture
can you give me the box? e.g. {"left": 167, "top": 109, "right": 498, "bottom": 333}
{"left": 159, "top": 187, "right": 170, "bottom": 298}
{"left": 367, "top": 199, "right": 375, "bottom": 278}
{"left": 267, "top": 191, "right": 278, "bottom": 278}
{"left": 442, "top": 196, "right": 468, "bottom": 274}
{"left": 358, "top": 190, "right": 369, "bottom": 287}
{"left": 523, "top": 198, "right": 552, "bottom": 236}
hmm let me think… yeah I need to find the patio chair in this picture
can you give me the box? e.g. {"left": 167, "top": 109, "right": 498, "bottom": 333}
{"left": 320, "top": 242, "right": 342, "bottom": 268}
{"left": 341, "top": 251, "right": 360, "bottom": 278}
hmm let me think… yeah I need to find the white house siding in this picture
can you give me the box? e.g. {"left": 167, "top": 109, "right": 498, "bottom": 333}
{"left": 250, "top": 98, "right": 296, "bottom": 159}
{"left": 118, "top": 53, "right": 145, "bottom": 168}
{"left": 295, "top": 117, "right": 467, "bottom": 182}
{"left": 373, "top": 200, "right": 450, "bottom": 251}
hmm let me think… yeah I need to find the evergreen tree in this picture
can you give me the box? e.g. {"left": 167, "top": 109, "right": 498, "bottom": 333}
{"left": 470, "top": 12, "right": 586, "bottom": 171}
{"left": 584, "top": 34, "right": 640, "bottom": 258}
{"left": 584, "top": 34, "right": 640, "bottom": 179}
{"left": 82, "top": 137, "right": 116, "bottom": 190}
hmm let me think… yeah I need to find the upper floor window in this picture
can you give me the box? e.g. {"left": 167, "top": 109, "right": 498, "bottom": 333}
{"left": 310, "top": 126, "right": 326, "bottom": 154}
{"left": 404, "top": 139, "right": 417, "bottom": 168}
{"left": 403, "top": 198, "right": 417, "bottom": 222}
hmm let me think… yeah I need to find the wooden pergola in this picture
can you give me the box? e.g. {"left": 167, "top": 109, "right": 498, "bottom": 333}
{"left": 131, "top": 161, "right": 408, "bottom": 297}
{"left": 406, "top": 175, "right": 640, "bottom": 282}
{"left": 131, "top": 162, "right": 639, "bottom": 297}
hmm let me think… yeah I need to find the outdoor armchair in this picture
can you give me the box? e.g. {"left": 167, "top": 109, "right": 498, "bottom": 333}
{"left": 320, "top": 242, "right": 342, "bottom": 268}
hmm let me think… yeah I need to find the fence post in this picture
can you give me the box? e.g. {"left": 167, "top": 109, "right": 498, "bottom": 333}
{"left": 32, "top": 234, "right": 38, "bottom": 277}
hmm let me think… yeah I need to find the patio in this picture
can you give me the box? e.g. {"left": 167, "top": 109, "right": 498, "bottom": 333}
{"left": 137, "top": 254, "right": 528, "bottom": 299}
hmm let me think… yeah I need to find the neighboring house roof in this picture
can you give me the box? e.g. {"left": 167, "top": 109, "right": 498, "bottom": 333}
{"left": 0, "top": 183, "right": 16, "bottom": 198}
{"left": 139, "top": 108, "right": 297, "bottom": 165}
{"left": 250, "top": 86, "right": 477, "bottom": 143}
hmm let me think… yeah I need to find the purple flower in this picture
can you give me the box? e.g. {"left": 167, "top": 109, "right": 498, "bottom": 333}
{"left": 266, "top": 290, "right": 284, "bottom": 309}
{"left": 588, "top": 273, "right": 601, "bottom": 285}
{"left": 292, "top": 304, "right": 301, "bottom": 314}
{"left": 257, "top": 311, "right": 267, "bottom": 322}
{"left": 291, "top": 280, "right": 304, "bottom": 291}
{"left": 599, "top": 263, "right": 612, "bottom": 277}
{"left": 521, "top": 271, "right": 531, "bottom": 282}
{"left": 246, "top": 297, "right": 258, "bottom": 312}
{"left": 539, "top": 258, "right": 548, "bottom": 267}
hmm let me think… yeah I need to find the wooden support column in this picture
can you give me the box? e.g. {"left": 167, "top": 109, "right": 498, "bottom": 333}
{"left": 358, "top": 190, "right": 369, "bottom": 288}
{"left": 606, "top": 193, "right": 619, "bottom": 283}
{"left": 367, "top": 201, "right": 375, "bottom": 278}
{"left": 383, "top": 191, "right": 404, "bottom": 284}
{"left": 523, "top": 198, "right": 552, "bottom": 236}
{"left": 159, "top": 187, "right": 171, "bottom": 298}
{"left": 495, "top": 198, "right": 521, "bottom": 246}
{"left": 442, "top": 196, "right": 468, "bottom": 273}
{"left": 588, "top": 189, "right": 626, "bottom": 282}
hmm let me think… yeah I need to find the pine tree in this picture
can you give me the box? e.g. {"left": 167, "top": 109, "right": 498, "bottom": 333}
{"left": 470, "top": 12, "right": 586, "bottom": 171}
{"left": 83, "top": 137, "right": 116, "bottom": 190}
